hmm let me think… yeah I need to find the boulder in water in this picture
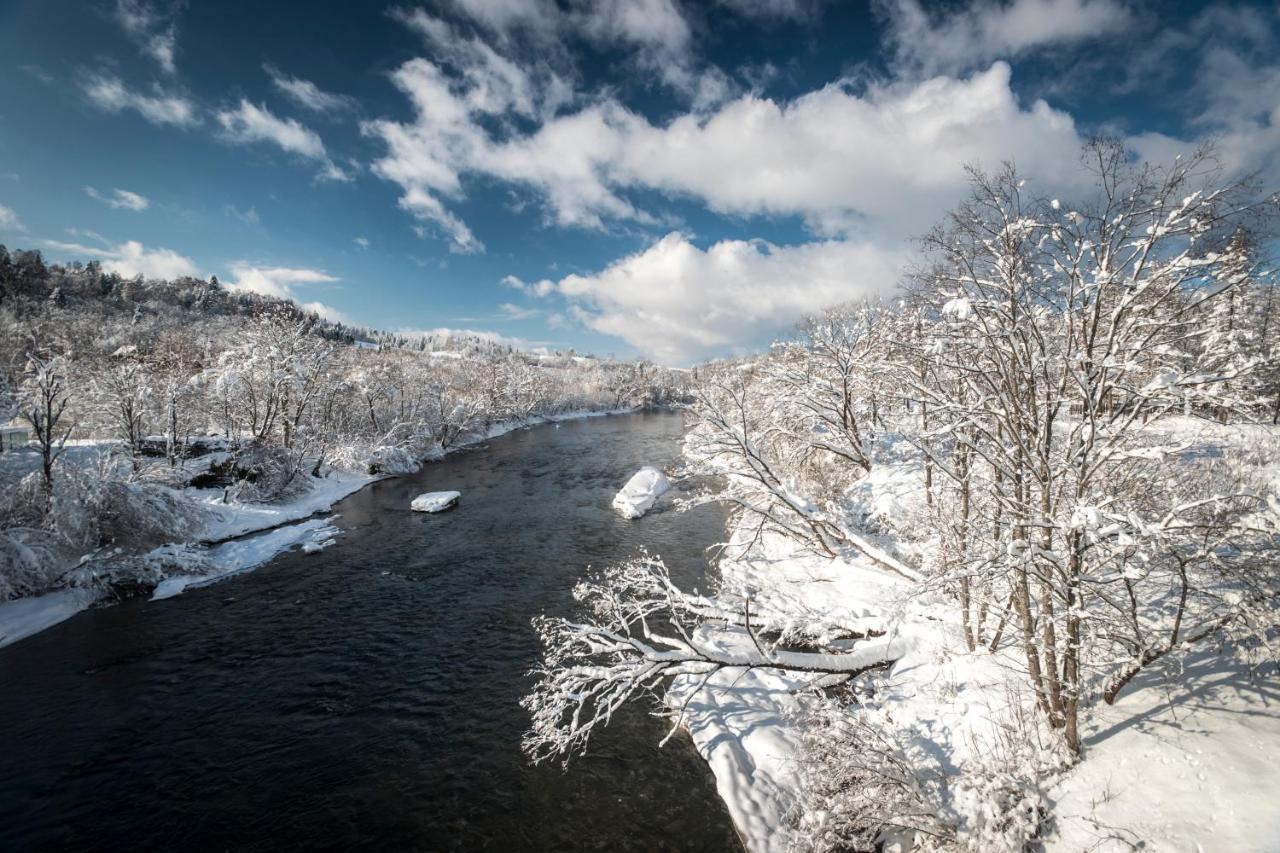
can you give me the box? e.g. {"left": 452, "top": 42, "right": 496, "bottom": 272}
{"left": 411, "top": 491, "right": 461, "bottom": 513}
{"left": 612, "top": 467, "right": 670, "bottom": 519}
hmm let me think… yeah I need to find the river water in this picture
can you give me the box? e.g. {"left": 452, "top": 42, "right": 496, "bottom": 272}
{"left": 0, "top": 412, "right": 742, "bottom": 852}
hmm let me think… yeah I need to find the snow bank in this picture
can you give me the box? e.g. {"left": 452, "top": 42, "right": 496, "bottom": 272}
{"left": 671, "top": 526, "right": 917, "bottom": 853}
{"left": 194, "top": 469, "right": 374, "bottom": 542}
{"left": 612, "top": 466, "right": 670, "bottom": 519}
{"left": 411, "top": 491, "right": 461, "bottom": 513}
{"left": 152, "top": 517, "right": 339, "bottom": 600}
{"left": 0, "top": 587, "right": 104, "bottom": 649}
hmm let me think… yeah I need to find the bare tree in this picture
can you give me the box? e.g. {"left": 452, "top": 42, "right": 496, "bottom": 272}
{"left": 19, "top": 351, "right": 74, "bottom": 496}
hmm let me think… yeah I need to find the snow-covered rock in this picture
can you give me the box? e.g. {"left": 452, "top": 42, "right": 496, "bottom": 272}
{"left": 411, "top": 491, "right": 461, "bottom": 513}
{"left": 612, "top": 467, "right": 670, "bottom": 519}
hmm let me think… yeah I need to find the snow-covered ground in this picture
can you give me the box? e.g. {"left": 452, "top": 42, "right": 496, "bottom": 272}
{"left": 195, "top": 468, "right": 376, "bottom": 542}
{"left": 0, "top": 587, "right": 104, "bottom": 648}
{"left": 672, "top": 531, "right": 924, "bottom": 853}
{"left": 152, "top": 517, "right": 341, "bottom": 600}
{"left": 612, "top": 466, "right": 670, "bottom": 518}
{"left": 671, "top": 417, "right": 1280, "bottom": 853}
{"left": 1048, "top": 649, "right": 1280, "bottom": 852}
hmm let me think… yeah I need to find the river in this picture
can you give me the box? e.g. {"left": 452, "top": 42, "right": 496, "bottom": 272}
{"left": 0, "top": 411, "right": 742, "bottom": 852}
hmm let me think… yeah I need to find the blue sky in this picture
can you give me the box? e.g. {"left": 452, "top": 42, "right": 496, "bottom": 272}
{"left": 0, "top": 0, "right": 1276, "bottom": 363}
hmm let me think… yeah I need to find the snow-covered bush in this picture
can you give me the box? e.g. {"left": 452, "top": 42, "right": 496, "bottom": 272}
{"left": 328, "top": 440, "right": 423, "bottom": 476}
{"left": 224, "top": 442, "right": 311, "bottom": 503}
{"left": 0, "top": 527, "right": 67, "bottom": 601}
{"left": 792, "top": 692, "right": 1067, "bottom": 852}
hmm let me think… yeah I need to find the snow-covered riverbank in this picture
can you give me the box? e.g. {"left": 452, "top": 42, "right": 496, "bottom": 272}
{"left": 672, "top": 418, "right": 1280, "bottom": 853}
{"left": 0, "top": 407, "right": 639, "bottom": 649}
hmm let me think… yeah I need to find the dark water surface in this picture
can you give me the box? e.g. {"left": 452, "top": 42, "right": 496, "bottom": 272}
{"left": 0, "top": 412, "right": 741, "bottom": 852}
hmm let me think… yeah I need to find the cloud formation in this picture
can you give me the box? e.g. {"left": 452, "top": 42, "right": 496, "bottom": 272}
{"left": 43, "top": 237, "right": 199, "bottom": 279}
{"left": 226, "top": 264, "right": 347, "bottom": 321}
{"left": 369, "top": 56, "right": 1086, "bottom": 246}
{"left": 0, "top": 203, "right": 22, "bottom": 231}
{"left": 264, "top": 64, "right": 358, "bottom": 114}
{"left": 877, "top": 0, "right": 1133, "bottom": 74}
{"left": 216, "top": 100, "right": 350, "bottom": 181}
{"left": 546, "top": 232, "right": 905, "bottom": 364}
{"left": 83, "top": 75, "right": 200, "bottom": 128}
{"left": 85, "top": 186, "right": 150, "bottom": 211}
{"left": 113, "top": 0, "right": 179, "bottom": 74}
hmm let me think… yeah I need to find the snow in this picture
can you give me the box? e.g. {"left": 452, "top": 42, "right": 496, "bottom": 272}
{"left": 612, "top": 466, "right": 670, "bottom": 518}
{"left": 1047, "top": 649, "right": 1280, "bottom": 852}
{"left": 671, "top": 523, "right": 920, "bottom": 853}
{"left": 670, "top": 416, "right": 1280, "bottom": 852}
{"left": 411, "top": 491, "right": 461, "bottom": 513}
{"left": 152, "top": 517, "right": 340, "bottom": 600}
{"left": 194, "top": 468, "right": 376, "bottom": 542}
{"left": 0, "top": 587, "right": 104, "bottom": 649}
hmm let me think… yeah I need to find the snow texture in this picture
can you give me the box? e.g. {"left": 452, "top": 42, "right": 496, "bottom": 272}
{"left": 612, "top": 466, "right": 670, "bottom": 519}
{"left": 0, "top": 587, "right": 104, "bottom": 648}
{"left": 411, "top": 491, "right": 461, "bottom": 513}
{"left": 152, "top": 517, "right": 339, "bottom": 600}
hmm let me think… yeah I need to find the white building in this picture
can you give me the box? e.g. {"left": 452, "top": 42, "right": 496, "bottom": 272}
{"left": 1, "top": 423, "right": 29, "bottom": 452}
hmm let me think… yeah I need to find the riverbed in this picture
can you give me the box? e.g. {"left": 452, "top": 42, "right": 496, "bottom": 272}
{"left": 0, "top": 412, "right": 742, "bottom": 851}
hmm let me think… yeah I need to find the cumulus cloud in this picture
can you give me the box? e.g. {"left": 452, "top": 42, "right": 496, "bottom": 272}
{"left": 0, "top": 203, "right": 22, "bottom": 231}
{"left": 369, "top": 59, "right": 1086, "bottom": 250}
{"left": 877, "top": 0, "right": 1134, "bottom": 74}
{"left": 216, "top": 100, "right": 350, "bottom": 181}
{"left": 354, "top": 236, "right": 370, "bottom": 249}
{"left": 547, "top": 232, "right": 905, "bottom": 364}
{"left": 114, "top": 0, "right": 179, "bottom": 74}
{"left": 83, "top": 75, "right": 200, "bottom": 128}
{"left": 226, "top": 263, "right": 347, "bottom": 321}
{"left": 226, "top": 264, "right": 339, "bottom": 299}
{"left": 85, "top": 186, "right": 150, "bottom": 211}
{"left": 43, "top": 237, "right": 200, "bottom": 279}
{"left": 264, "top": 64, "right": 358, "bottom": 114}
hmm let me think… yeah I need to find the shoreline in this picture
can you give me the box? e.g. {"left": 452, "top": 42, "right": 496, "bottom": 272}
{"left": 0, "top": 406, "right": 645, "bottom": 649}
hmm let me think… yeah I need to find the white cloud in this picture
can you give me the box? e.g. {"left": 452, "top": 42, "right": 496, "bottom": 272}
{"left": 114, "top": 0, "right": 179, "bottom": 74}
{"left": 226, "top": 264, "right": 339, "bottom": 299}
{"left": 549, "top": 232, "right": 905, "bottom": 364}
{"left": 264, "top": 64, "right": 357, "bottom": 113}
{"left": 436, "top": 1, "right": 725, "bottom": 106}
{"left": 502, "top": 274, "right": 554, "bottom": 297}
{"left": 354, "top": 236, "right": 370, "bottom": 249}
{"left": 84, "top": 75, "right": 200, "bottom": 127}
{"left": 108, "top": 239, "right": 198, "bottom": 279}
{"left": 85, "top": 186, "right": 150, "bottom": 211}
{"left": 43, "top": 237, "right": 199, "bottom": 279}
{"left": 877, "top": 0, "right": 1134, "bottom": 74}
{"left": 225, "top": 263, "right": 348, "bottom": 322}
{"left": 370, "top": 60, "right": 1086, "bottom": 249}
{"left": 0, "top": 203, "right": 22, "bottom": 231}
{"left": 216, "top": 100, "right": 350, "bottom": 181}
{"left": 299, "top": 301, "right": 352, "bottom": 323}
